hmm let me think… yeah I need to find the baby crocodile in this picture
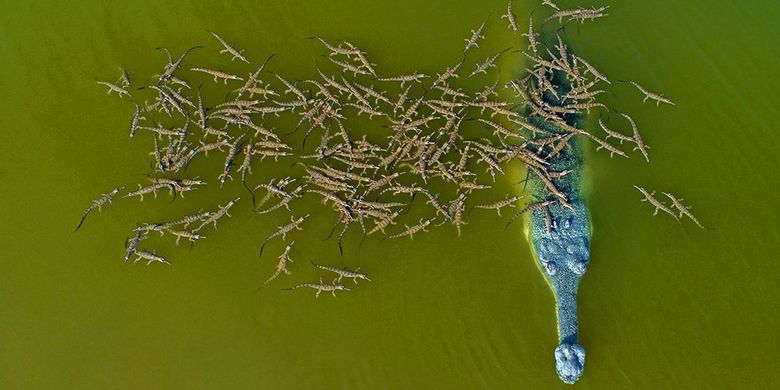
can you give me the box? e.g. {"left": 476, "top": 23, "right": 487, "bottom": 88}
{"left": 311, "top": 262, "right": 371, "bottom": 284}
{"left": 75, "top": 186, "right": 124, "bottom": 231}
{"left": 284, "top": 277, "right": 350, "bottom": 298}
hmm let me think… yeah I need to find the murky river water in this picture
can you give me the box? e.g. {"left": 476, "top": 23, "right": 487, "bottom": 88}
{"left": 1, "top": 0, "right": 778, "bottom": 388}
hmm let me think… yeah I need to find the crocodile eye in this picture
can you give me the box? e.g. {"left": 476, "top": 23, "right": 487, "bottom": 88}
{"left": 544, "top": 261, "right": 558, "bottom": 276}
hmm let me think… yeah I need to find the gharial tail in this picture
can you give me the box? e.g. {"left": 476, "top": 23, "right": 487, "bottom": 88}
{"left": 259, "top": 241, "right": 269, "bottom": 257}
{"left": 74, "top": 209, "right": 92, "bottom": 232}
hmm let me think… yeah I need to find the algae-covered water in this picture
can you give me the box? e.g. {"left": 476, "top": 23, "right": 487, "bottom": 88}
{"left": 1, "top": 1, "right": 779, "bottom": 388}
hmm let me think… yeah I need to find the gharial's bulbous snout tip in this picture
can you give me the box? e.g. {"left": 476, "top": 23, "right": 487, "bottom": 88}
{"left": 555, "top": 342, "right": 585, "bottom": 384}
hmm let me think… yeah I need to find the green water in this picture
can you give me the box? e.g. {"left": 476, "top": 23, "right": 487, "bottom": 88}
{"left": 1, "top": 1, "right": 779, "bottom": 388}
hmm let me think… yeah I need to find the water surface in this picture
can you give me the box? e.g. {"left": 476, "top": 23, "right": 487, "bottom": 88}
{"left": 0, "top": 1, "right": 778, "bottom": 388}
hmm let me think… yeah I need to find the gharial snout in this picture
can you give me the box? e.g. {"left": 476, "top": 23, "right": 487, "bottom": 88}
{"left": 555, "top": 342, "right": 586, "bottom": 385}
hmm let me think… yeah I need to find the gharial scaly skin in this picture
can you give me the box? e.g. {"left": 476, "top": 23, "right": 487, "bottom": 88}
{"left": 526, "top": 129, "right": 591, "bottom": 385}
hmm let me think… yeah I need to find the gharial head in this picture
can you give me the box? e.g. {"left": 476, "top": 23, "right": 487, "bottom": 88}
{"left": 355, "top": 267, "right": 371, "bottom": 282}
